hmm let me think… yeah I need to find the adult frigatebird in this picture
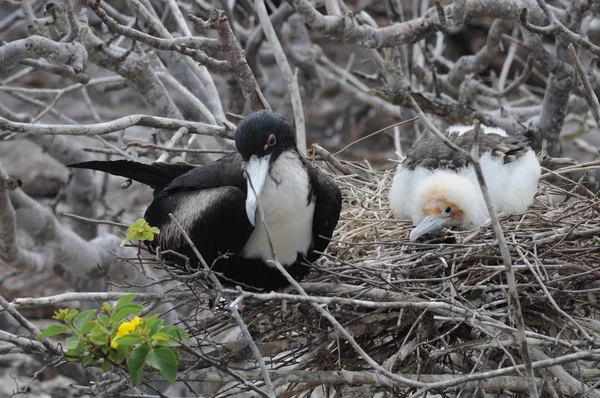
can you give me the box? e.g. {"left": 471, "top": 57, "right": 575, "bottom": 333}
{"left": 388, "top": 124, "right": 541, "bottom": 242}
{"left": 70, "top": 111, "right": 342, "bottom": 291}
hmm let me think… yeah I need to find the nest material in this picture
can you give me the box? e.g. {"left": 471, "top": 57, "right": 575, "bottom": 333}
{"left": 165, "top": 160, "right": 600, "bottom": 398}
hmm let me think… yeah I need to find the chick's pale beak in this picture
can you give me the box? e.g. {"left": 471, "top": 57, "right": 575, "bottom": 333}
{"left": 245, "top": 154, "right": 271, "bottom": 226}
{"left": 409, "top": 215, "right": 449, "bottom": 242}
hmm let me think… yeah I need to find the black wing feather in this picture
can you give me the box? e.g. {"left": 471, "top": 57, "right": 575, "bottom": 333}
{"left": 68, "top": 160, "right": 195, "bottom": 191}
{"left": 160, "top": 152, "right": 245, "bottom": 195}
{"left": 146, "top": 187, "right": 253, "bottom": 268}
{"left": 307, "top": 169, "right": 342, "bottom": 262}
{"left": 68, "top": 153, "right": 247, "bottom": 195}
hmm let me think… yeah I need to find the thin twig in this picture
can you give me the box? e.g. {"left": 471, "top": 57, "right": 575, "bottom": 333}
{"left": 166, "top": 214, "right": 275, "bottom": 398}
{"left": 568, "top": 43, "right": 600, "bottom": 126}
{"left": 254, "top": 0, "right": 306, "bottom": 155}
{"left": 468, "top": 119, "right": 538, "bottom": 398}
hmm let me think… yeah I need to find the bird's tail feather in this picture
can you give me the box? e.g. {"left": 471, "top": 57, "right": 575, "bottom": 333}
{"left": 68, "top": 160, "right": 195, "bottom": 190}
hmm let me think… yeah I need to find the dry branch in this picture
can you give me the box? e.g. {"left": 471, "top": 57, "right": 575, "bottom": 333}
{"left": 291, "top": 0, "right": 559, "bottom": 48}
{"left": 162, "top": 368, "right": 589, "bottom": 395}
{"left": 0, "top": 35, "right": 87, "bottom": 73}
{"left": 86, "top": 0, "right": 228, "bottom": 71}
{"left": 0, "top": 160, "right": 135, "bottom": 278}
{"left": 189, "top": 10, "right": 268, "bottom": 111}
{"left": 0, "top": 114, "right": 231, "bottom": 138}
{"left": 254, "top": 0, "right": 306, "bottom": 154}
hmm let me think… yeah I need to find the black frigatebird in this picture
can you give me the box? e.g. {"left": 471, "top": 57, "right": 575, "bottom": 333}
{"left": 69, "top": 111, "right": 342, "bottom": 291}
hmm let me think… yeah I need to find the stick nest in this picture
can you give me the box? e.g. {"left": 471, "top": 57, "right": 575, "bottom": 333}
{"left": 162, "top": 160, "right": 600, "bottom": 397}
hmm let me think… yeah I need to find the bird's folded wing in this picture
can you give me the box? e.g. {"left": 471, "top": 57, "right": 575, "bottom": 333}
{"left": 68, "top": 160, "right": 195, "bottom": 191}
{"left": 454, "top": 131, "right": 531, "bottom": 164}
{"left": 160, "top": 152, "right": 246, "bottom": 194}
{"left": 146, "top": 186, "right": 254, "bottom": 266}
{"left": 308, "top": 170, "right": 342, "bottom": 262}
{"left": 402, "top": 130, "right": 532, "bottom": 170}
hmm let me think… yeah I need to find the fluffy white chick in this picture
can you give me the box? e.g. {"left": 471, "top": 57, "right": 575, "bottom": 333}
{"left": 389, "top": 124, "right": 541, "bottom": 242}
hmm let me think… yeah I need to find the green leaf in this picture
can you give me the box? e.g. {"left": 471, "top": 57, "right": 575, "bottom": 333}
{"left": 115, "top": 294, "right": 137, "bottom": 310}
{"left": 97, "top": 314, "right": 110, "bottom": 327}
{"left": 65, "top": 309, "right": 79, "bottom": 322}
{"left": 151, "top": 332, "right": 170, "bottom": 342}
{"left": 65, "top": 335, "right": 81, "bottom": 351}
{"left": 114, "top": 333, "right": 143, "bottom": 346}
{"left": 128, "top": 344, "right": 149, "bottom": 386}
{"left": 115, "top": 344, "right": 130, "bottom": 364}
{"left": 65, "top": 336, "right": 84, "bottom": 358}
{"left": 120, "top": 234, "right": 135, "bottom": 247}
{"left": 154, "top": 339, "right": 181, "bottom": 348}
{"left": 65, "top": 349, "right": 82, "bottom": 360}
{"left": 37, "top": 324, "right": 70, "bottom": 339}
{"left": 128, "top": 219, "right": 146, "bottom": 232}
{"left": 82, "top": 353, "right": 94, "bottom": 367}
{"left": 73, "top": 310, "right": 97, "bottom": 331}
{"left": 161, "top": 326, "right": 189, "bottom": 342}
{"left": 122, "top": 219, "right": 159, "bottom": 246}
{"left": 112, "top": 304, "right": 143, "bottom": 323}
{"left": 101, "top": 360, "right": 112, "bottom": 373}
{"left": 81, "top": 321, "right": 96, "bottom": 334}
{"left": 150, "top": 227, "right": 160, "bottom": 234}
{"left": 147, "top": 347, "right": 179, "bottom": 383}
{"left": 88, "top": 331, "right": 109, "bottom": 346}
{"left": 147, "top": 315, "right": 163, "bottom": 336}
{"left": 102, "top": 302, "right": 112, "bottom": 315}
{"left": 107, "top": 348, "right": 122, "bottom": 366}
{"left": 94, "top": 324, "right": 111, "bottom": 336}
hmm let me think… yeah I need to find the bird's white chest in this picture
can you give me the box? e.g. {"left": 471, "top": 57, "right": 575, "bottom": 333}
{"left": 242, "top": 153, "right": 315, "bottom": 265}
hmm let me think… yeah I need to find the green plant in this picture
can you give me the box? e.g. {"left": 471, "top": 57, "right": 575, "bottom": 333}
{"left": 121, "top": 218, "right": 160, "bottom": 247}
{"left": 37, "top": 294, "right": 188, "bottom": 386}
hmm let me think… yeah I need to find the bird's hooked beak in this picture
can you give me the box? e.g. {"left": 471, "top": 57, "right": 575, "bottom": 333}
{"left": 245, "top": 154, "right": 271, "bottom": 226}
{"left": 409, "top": 216, "right": 449, "bottom": 242}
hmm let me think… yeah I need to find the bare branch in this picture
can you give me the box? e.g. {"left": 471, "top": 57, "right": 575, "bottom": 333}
{"left": 568, "top": 43, "right": 600, "bottom": 126}
{"left": 0, "top": 35, "right": 87, "bottom": 73}
{"left": 245, "top": 3, "right": 295, "bottom": 84}
{"left": 254, "top": 0, "right": 306, "bottom": 154}
{"left": 189, "top": 10, "right": 269, "bottom": 111}
{"left": 0, "top": 114, "right": 232, "bottom": 138}
{"left": 167, "top": 213, "right": 276, "bottom": 398}
{"left": 168, "top": 367, "right": 594, "bottom": 395}
{"left": 86, "top": 0, "right": 228, "bottom": 71}
{"left": 12, "top": 291, "right": 192, "bottom": 307}
{"left": 521, "top": 2, "right": 600, "bottom": 58}
{"left": 0, "top": 160, "right": 135, "bottom": 278}
{"left": 291, "top": 0, "right": 562, "bottom": 48}
{"left": 0, "top": 164, "right": 45, "bottom": 271}
{"left": 468, "top": 120, "right": 538, "bottom": 398}
{"left": 19, "top": 58, "right": 90, "bottom": 83}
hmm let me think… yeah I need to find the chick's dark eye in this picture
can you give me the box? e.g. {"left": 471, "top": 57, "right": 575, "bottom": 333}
{"left": 443, "top": 207, "right": 452, "bottom": 215}
{"left": 267, "top": 134, "right": 277, "bottom": 147}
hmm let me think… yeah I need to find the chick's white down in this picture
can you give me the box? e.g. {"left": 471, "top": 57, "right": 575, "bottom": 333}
{"left": 389, "top": 124, "right": 541, "bottom": 239}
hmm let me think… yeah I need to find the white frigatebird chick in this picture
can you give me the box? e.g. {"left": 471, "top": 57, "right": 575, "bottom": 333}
{"left": 389, "top": 124, "right": 541, "bottom": 242}
{"left": 69, "top": 111, "right": 342, "bottom": 291}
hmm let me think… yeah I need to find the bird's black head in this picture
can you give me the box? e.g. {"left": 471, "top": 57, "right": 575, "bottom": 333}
{"left": 235, "top": 110, "right": 297, "bottom": 163}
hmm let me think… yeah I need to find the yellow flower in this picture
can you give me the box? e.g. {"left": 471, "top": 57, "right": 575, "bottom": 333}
{"left": 111, "top": 316, "right": 142, "bottom": 349}
{"left": 128, "top": 316, "right": 142, "bottom": 331}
